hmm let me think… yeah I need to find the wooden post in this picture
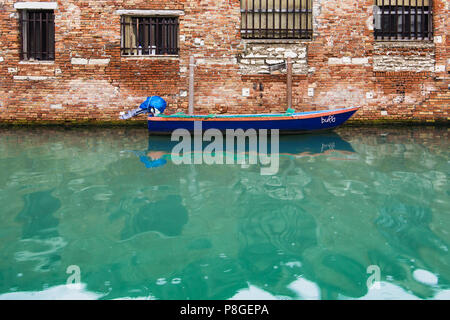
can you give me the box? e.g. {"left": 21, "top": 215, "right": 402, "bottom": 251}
{"left": 189, "top": 56, "right": 195, "bottom": 115}
{"left": 287, "top": 57, "right": 293, "bottom": 110}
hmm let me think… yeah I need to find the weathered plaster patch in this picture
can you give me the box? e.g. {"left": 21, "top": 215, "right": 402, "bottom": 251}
{"left": 196, "top": 84, "right": 243, "bottom": 108}
{"left": 312, "top": 0, "right": 323, "bottom": 37}
{"left": 342, "top": 57, "right": 352, "bottom": 64}
{"left": 180, "top": 66, "right": 187, "bottom": 73}
{"left": 316, "top": 85, "right": 368, "bottom": 108}
{"left": 328, "top": 58, "right": 343, "bottom": 65}
{"left": 194, "top": 38, "right": 204, "bottom": 46}
{"left": 71, "top": 58, "right": 88, "bottom": 65}
{"left": 59, "top": 4, "right": 81, "bottom": 34}
{"left": 352, "top": 57, "right": 369, "bottom": 65}
{"left": 435, "top": 65, "right": 446, "bottom": 72}
{"left": 326, "top": 37, "right": 334, "bottom": 47}
{"left": 89, "top": 59, "right": 110, "bottom": 65}
{"left": 374, "top": 41, "right": 435, "bottom": 50}
{"left": 239, "top": 43, "right": 308, "bottom": 74}
{"left": 115, "top": 10, "right": 184, "bottom": 16}
{"left": 51, "top": 80, "right": 121, "bottom": 109}
{"left": 373, "top": 56, "right": 435, "bottom": 72}
{"left": 19, "top": 60, "right": 54, "bottom": 65}
{"left": 196, "top": 58, "right": 236, "bottom": 65}
{"left": 14, "top": 2, "right": 58, "bottom": 10}
{"left": 434, "top": 64, "right": 445, "bottom": 72}
{"left": 366, "top": 16, "right": 374, "bottom": 31}
{"left": 328, "top": 57, "right": 369, "bottom": 65}
{"left": 420, "top": 84, "right": 437, "bottom": 97}
{"left": 14, "top": 76, "right": 56, "bottom": 81}
{"left": 373, "top": 42, "right": 435, "bottom": 72}
{"left": 434, "top": 36, "right": 442, "bottom": 43}
{"left": 71, "top": 58, "right": 110, "bottom": 65}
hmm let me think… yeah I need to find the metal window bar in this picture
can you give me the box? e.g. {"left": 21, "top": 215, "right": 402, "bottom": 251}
{"left": 421, "top": 0, "right": 425, "bottom": 39}
{"left": 121, "top": 16, "right": 179, "bottom": 56}
{"left": 286, "top": 0, "right": 289, "bottom": 38}
{"left": 279, "top": 0, "right": 282, "bottom": 38}
{"left": 241, "top": 0, "right": 313, "bottom": 39}
{"left": 374, "top": 1, "right": 432, "bottom": 40}
{"left": 381, "top": 0, "right": 384, "bottom": 39}
{"left": 252, "top": 0, "right": 255, "bottom": 38}
{"left": 19, "top": 10, "right": 54, "bottom": 61}
{"left": 259, "top": 0, "right": 262, "bottom": 38}
{"left": 402, "top": 0, "right": 405, "bottom": 39}
{"left": 305, "top": 0, "right": 309, "bottom": 38}
{"left": 415, "top": 0, "right": 418, "bottom": 39}
{"left": 266, "top": 0, "right": 269, "bottom": 38}
{"left": 389, "top": 0, "right": 392, "bottom": 39}
{"left": 293, "top": 0, "right": 295, "bottom": 38}
{"left": 395, "top": 0, "right": 398, "bottom": 39}
{"left": 428, "top": 0, "right": 433, "bottom": 39}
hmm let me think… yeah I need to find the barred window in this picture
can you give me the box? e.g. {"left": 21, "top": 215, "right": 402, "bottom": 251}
{"left": 19, "top": 10, "right": 55, "bottom": 61}
{"left": 374, "top": 0, "right": 433, "bottom": 40}
{"left": 241, "top": 0, "right": 313, "bottom": 39}
{"left": 121, "top": 16, "right": 179, "bottom": 56}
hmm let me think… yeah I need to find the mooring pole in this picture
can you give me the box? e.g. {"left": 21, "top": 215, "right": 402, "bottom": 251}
{"left": 189, "top": 56, "right": 195, "bottom": 115}
{"left": 287, "top": 57, "right": 293, "bottom": 110}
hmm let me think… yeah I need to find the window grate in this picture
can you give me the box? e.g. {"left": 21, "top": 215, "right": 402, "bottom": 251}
{"left": 19, "top": 10, "right": 55, "bottom": 61}
{"left": 241, "top": 0, "right": 313, "bottom": 39}
{"left": 121, "top": 16, "right": 179, "bottom": 56}
{"left": 374, "top": 0, "right": 433, "bottom": 40}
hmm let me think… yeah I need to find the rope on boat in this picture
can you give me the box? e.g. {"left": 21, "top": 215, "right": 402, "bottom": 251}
{"left": 157, "top": 109, "right": 297, "bottom": 119}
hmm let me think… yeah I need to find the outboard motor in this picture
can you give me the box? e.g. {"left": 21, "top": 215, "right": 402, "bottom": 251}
{"left": 120, "top": 96, "right": 167, "bottom": 120}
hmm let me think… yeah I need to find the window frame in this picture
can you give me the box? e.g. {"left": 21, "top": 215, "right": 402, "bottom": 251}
{"left": 19, "top": 9, "right": 55, "bottom": 61}
{"left": 240, "top": 0, "right": 313, "bottom": 40}
{"left": 120, "top": 15, "right": 180, "bottom": 57}
{"left": 373, "top": 1, "right": 433, "bottom": 41}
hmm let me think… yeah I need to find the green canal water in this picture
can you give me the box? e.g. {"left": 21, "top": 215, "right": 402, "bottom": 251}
{"left": 0, "top": 127, "right": 448, "bottom": 300}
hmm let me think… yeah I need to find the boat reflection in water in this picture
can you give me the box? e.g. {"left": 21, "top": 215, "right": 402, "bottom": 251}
{"left": 128, "top": 132, "right": 356, "bottom": 170}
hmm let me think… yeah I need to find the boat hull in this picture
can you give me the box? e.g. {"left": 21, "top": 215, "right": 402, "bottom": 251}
{"left": 148, "top": 107, "right": 359, "bottom": 134}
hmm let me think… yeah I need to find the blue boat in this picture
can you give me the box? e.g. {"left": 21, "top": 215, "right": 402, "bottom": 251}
{"left": 147, "top": 107, "right": 360, "bottom": 134}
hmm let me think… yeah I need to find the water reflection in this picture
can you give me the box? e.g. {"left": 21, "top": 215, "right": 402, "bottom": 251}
{"left": 14, "top": 190, "right": 64, "bottom": 273}
{"left": 16, "top": 190, "right": 60, "bottom": 239}
{"left": 119, "top": 195, "right": 188, "bottom": 240}
{"left": 127, "top": 132, "right": 356, "bottom": 170}
{"left": 376, "top": 201, "right": 447, "bottom": 254}
{"left": 0, "top": 127, "right": 448, "bottom": 300}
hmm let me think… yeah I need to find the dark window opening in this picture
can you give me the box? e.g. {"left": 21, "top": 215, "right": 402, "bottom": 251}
{"left": 241, "top": 0, "right": 313, "bottom": 40}
{"left": 374, "top": 1, "right": 433, "bottom": 40}
{"left": 121, "top": 16, "right": 179, "bottom": 56}
{"left": 19, "top": 10, "right": 55, "bottom": 61}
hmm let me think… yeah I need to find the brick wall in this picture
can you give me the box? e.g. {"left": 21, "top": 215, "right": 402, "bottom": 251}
{"left": 0, "top": 0, "right": 448, "bottom": 123}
